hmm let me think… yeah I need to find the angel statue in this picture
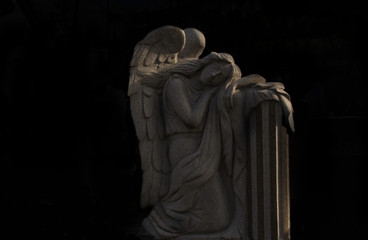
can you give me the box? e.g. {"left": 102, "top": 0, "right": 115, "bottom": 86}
{"left": 128, "top": 26, "right": 294, "bottom": 240}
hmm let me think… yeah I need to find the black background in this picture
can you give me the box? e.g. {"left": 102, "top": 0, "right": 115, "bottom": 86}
{"left": 1, "top": 0, "right": 366, "bottom": 239}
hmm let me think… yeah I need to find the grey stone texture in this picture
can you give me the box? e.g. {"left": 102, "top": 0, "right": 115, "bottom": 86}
{"left": 128, "top": 26, "right": 294, "bottom": 240}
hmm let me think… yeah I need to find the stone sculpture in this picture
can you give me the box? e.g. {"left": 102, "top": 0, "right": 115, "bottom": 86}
{"left": 128, "top": 26, "right": 294, "bottom": 240}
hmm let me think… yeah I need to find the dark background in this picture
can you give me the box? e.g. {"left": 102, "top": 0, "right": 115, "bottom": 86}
{"left": 1, "top": 0, "right": 366, "bottom": 239}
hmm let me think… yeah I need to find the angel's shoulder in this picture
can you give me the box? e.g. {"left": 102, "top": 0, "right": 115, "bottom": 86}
{"left": 166, "top": 74, "right": 186, "bottom": 87}
{"left": 164, "top": 75, "right": 188, "bottom": 98}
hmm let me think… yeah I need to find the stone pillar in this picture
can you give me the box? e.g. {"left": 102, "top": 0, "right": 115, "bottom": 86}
{"left": 246, "top": 101, "right": 290, "bottom": 240}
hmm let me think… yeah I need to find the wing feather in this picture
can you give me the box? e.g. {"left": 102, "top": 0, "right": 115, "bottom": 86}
{"left": 145, "top": 94, "right": 161, "bottom": 140}
{"left": 149, "top": 171, "right": 162, "bottom": 204}
{"left": 130, "top": 43, "right": 149, "bottom": 67}
{"left": 143, "top": 90, "right": 154, "bottom": 119}
{"left": 130, "top": 90, "right": 146, "bottom": 141}
{"left": 144, "top": 47, "right": 161, "bottom": 66}
{"left": 140, "top": 166, "right": 154, "bottom": 207}
{"left": 152, "top": 137, "right": 163, "bottom": 172}
{"left": 139, "top": 140, "right": 152, "bottom": 171}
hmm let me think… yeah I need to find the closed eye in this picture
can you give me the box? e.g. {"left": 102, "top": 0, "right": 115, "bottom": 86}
{"left": 212, "top": 71, "right": 222, "bottom": 77}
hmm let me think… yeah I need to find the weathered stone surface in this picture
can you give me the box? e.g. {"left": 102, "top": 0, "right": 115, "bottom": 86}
{"left": 128, "top": 26, "right": 294, "bottom": 240}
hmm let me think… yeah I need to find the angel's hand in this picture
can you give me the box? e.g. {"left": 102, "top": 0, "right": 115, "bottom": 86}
{"left": 224, "top": 74, "right": 266, "bottom": 109}
{"left": 236, "top": 74, "right": 266, "bottom": 89}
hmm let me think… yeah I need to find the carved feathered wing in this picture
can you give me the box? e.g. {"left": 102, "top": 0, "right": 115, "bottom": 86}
{"left": 128, "top": 26, "right": 186, "bottom": 208}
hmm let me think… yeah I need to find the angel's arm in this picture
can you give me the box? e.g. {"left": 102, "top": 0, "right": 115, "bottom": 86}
{"left": 225, "top": 74, "right": 266, "bottom": 109}
{"left": 166, "top": 77, "right": 216, "bottom": 127}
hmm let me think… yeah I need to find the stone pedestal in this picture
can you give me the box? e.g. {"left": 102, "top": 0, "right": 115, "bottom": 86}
{"left": 246, "top": 101, "right": 290, "bottom": 240}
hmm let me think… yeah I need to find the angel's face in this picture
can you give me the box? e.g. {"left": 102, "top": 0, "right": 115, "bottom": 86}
{"left": 200, "top": 62, "right": 231, "bottom": 86}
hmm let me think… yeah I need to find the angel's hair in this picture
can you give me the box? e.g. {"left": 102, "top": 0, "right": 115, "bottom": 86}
{"left": 139, "top": 52, "right": 241, "bottom": 89}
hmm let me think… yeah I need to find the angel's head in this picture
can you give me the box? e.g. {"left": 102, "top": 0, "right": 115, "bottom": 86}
{"left": 178, "top": 28, "right": 206, "bottom": 61}
{"left": 198, "top": 52, "right": 241, "bottom": 87}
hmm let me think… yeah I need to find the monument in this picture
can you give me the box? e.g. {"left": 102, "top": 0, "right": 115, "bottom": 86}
{"left": 128, "top": 26, "right": 294, "bottom": 240}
